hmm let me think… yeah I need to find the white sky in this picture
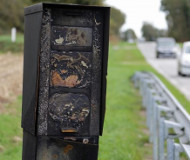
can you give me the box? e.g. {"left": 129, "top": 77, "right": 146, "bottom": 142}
{"left": 105, "top": 0, "right": 168, "bottom": 38}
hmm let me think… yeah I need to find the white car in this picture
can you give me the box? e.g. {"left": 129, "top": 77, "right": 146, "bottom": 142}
{"left": 156, "top": 37, "right": 178, "bottom": 58}
{"left": 178, "top": 41, "right": 190, "bottom": 76}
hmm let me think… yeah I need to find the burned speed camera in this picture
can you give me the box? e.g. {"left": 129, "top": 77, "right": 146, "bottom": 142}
{"left": 22, "top": 3, "right": 110, "bottom": 160}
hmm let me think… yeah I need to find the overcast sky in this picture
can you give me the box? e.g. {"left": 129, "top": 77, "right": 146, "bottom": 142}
{"left": 105, "top": 0, "right": 168, "bottom": 38}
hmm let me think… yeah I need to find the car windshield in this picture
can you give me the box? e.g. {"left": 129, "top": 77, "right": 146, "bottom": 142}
{"left": 157, "top": 39, "right": 175, "bottom": 48}
{"left": 184, "top": 46, "right": 190, "bottom": 53}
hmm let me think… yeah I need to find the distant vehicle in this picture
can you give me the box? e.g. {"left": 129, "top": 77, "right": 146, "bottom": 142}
{"left": 178, "top": 41, "right": 190, "bottom": 76}
{"left": 156, "top": 37, "right": 178, "bottom": 58}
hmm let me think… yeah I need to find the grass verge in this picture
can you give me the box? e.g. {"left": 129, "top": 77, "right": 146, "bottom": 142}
{"left": 0, "top": 96, "right": 22, "bottom": 160}
{"left": 0, "top": 34, "right": 24, "bottom": 53}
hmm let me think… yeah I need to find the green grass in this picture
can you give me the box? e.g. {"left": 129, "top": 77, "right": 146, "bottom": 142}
{"left": 99, "top": 43, "right": 152, "bottom": 159}
{"left": 0, "top": 96, "right": 22, "bottom": 160}
{"left": 0, "top": 42, "right": 190, "bottom": 159}
{"left": 0, "top": 34, "right": 24, "bottom": 53}
{"left": 0, "top": 34, "right": 24, "bottom": 43}
{"left": 178, "top": 42, "right": 183, "bottom": 48}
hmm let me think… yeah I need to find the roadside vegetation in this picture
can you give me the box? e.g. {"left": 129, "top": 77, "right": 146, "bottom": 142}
{"left": 0, "top": 34, "right": 23, "bottom": 53}
{"left": 0, "top": 96, "right": 22, "bottom": 160}
{"left": 99, "top": 42, "right": 190, "bottom": 160}
{"left": 0, "top": 41, "right": 190, "bottom": 159}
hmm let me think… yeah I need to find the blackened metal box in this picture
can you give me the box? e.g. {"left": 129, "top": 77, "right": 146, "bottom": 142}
{"left": 22, "top": 3, "right": 109, "bottom": 160}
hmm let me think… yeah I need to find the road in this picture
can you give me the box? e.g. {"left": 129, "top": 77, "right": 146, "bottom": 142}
{"left": 138, "top": 42, "right": 190, "bottom": 100}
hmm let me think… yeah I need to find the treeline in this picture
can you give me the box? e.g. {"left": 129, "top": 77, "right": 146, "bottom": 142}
{"left": 142, "top": 0, "right": 190, "bottom": 42}
{"left": 141, "top": 22, "right": 167, "bottom": 41}
{"left": 0, "top": 0, "right": 125, "bottom": 37}
{"left": 161, "top": 0, "right": 190, "bottom": 41}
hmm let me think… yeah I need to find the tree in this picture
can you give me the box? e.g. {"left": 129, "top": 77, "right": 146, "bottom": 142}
{"left": 123, "top": 29, "right": 137, "bottom": 41}
{"left": 141, "top": 22, "right": 157, "bottom": 41}
{"left": 110, "top": 7, "right": 126, "bottom": 36}
{"left": 141, "top": 22, "right": 167, "bottom": 41}
{"left": 161, "top": 0, "right": 190, "bottom": 41}
{"left": 0, "top": 0, "right": 31, "bottom": 33}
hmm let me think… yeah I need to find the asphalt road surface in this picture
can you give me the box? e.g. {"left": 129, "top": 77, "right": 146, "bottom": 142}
{"left": 138, "top": 42, "right": 190, "bottom": 100}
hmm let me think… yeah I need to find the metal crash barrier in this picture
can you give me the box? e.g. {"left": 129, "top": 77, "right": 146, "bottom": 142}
{"left": 132, "top": 71, "right": 190, "bottom": 160}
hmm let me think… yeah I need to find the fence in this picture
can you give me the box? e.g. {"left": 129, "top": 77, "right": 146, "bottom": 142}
{"left": 132, "top": 71, "right": 190, "bottom": 160}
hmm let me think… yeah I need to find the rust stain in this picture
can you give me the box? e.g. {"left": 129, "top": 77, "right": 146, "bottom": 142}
{"left": 53, "top": 154, "right": 58, "bottom": 159}
{"left": 51, "top": 71, "right": 81, "bottom": 87}
{"left": 63, "top": 145, "right": 73, "bottom": 154}
{"left": 61, "top": 129, "right": 77, "bottom": 133}
{"left": 61, "top": 69, "right": 68, "bottom": 74}
{"left": 63, "top": 75, "right": 81, "bottom": 87}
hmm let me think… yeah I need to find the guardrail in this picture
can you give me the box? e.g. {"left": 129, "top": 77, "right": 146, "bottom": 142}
{"left": 132, "top": 71, "right": 190, "bottom": 160}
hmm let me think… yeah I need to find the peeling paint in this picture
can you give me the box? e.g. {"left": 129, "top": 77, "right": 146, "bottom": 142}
{"left": 63, "top": 145, "right": 73, "bottom": 154}
{"left": 50, "top": 52, "right": 91, "bottom": 88}
{"left": 81, "top": 61, "right": 88, "bottom": 68}
{"left": 48, "top": 93, "right": 90, "bottom": 133}
{"left": 55, "top": 36, "right": 64, "bottom": 44}
{"left": 52, "top": 26, "right": 92, "bottom": 49}
{"left": 51, "top": 71, "right": 81, "bottom": 87}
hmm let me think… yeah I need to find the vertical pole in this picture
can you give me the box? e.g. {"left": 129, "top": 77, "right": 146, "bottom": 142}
{"left": 153, "top": 103, "right": 158, "bottom": 160}
{"left": 159, "top": 117, "right": 165, "bottom": 160}
{"left": 11, "top": 27, "right": 16, "bottom": 42}
{"left": 167, "top": 139, "right": 174, "bottom": 160}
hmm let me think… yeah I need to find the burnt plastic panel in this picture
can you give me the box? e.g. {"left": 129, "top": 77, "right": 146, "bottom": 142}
{"left": 22, "top": 10, "right": 42, "bottom": 135}
{"left": 36, "top": 136, "right": 99, "bottom": 160}
{"left": 22, "top": 131, "right": 37, "bottom": 160}
{"left": 36, "top": 5, "right": 109, "bottom": 137}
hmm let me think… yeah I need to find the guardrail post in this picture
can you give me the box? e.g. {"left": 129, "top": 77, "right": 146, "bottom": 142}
{"left": 150, "top": 96, "right": 160, "bottom": 143}
{"left": 159, "top": 117, "right": 166, "bottom": 160}
{"left": 167, "top": 138, "right": 175, "bottom": 160}
{"left": 153, "top": 102, "right": 159, "bottom": 160}
{"left": 156, "top": 106, "right": 173, "bottom": 160}
{"left": 146, "top": 89, "right": 157, "bottom": 130}
{"left": 167, "top": 139, "right": 183, "bottom": 160}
